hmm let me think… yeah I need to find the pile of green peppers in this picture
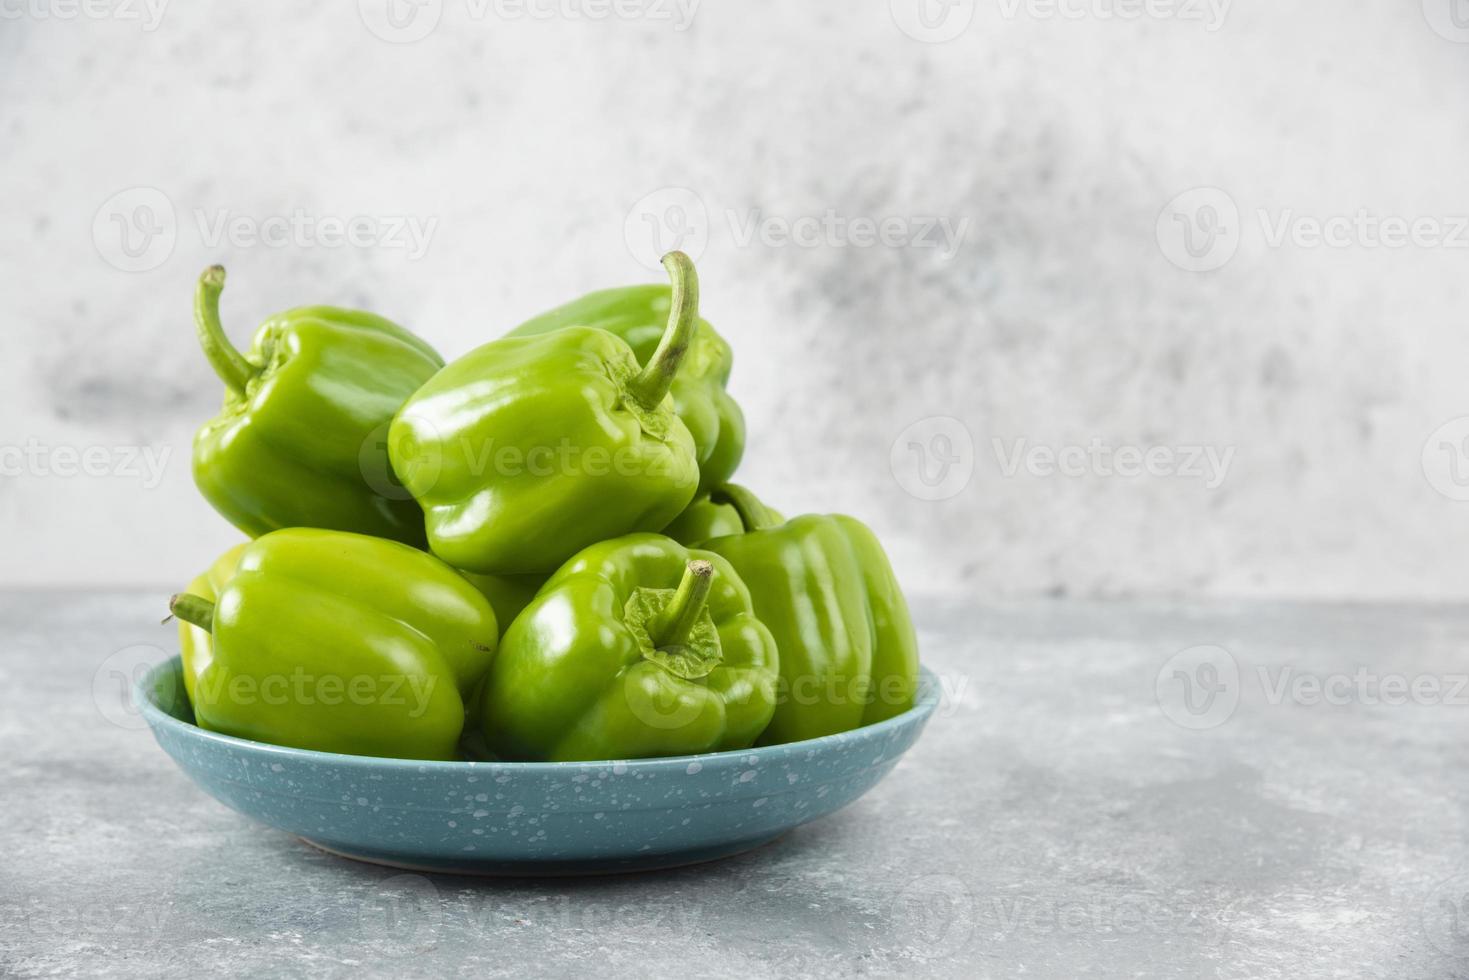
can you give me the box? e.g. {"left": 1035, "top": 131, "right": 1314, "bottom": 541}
{"left": 171, "top": 253, "right": 920, "bottom": 762}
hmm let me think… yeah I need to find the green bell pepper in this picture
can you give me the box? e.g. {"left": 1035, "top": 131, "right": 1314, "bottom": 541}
{"left": 479, "top": 533, "right": 779, "bottom": 762}
{"left": 169, "top": 528, "right": 499, "bottom": 761}
{"left": 455, "top": 570, "right": 546, "bottom": 747}
{"left": 176, "top": 542, "right": 247, "bottom": 710}
{"left": 459, "top": 571, "right": 544, "bottom": 638}
{"left": 700, "top": 486, "right": 920, "bottom": 745}
{"left": 191, "top": 266, "right": 442, "bottom": 547}
{"left": 507, "top": 271, "right": 744, "bottom": 494}
{"left": 389, "top": 253, "right": 702, "bottom": 574}
{"left": 663, "top": 490, "right": 784, "bottom": 547}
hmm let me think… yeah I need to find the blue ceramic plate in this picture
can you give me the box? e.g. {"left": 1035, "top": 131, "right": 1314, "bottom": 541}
{"left": 137, "top": 658, "right": 939, "bottom": 875}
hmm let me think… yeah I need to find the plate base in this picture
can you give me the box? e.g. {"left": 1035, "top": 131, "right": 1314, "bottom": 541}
{"left": 298, "top": 833, "right": 787, "bottom": 877}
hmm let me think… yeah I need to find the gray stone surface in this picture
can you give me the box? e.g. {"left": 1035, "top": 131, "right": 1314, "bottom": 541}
{"left": 4, "top": 591, "right": 1469, "bottom": 978}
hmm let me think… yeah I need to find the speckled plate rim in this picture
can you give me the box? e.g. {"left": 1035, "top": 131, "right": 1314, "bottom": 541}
{"left": 136, "top": 659, "right": 942, "bottom": 776}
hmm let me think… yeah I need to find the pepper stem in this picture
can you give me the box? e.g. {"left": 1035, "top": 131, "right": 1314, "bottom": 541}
{"left": 194, "top": 266, "right": 257, "bottom": 397}
{"left": 625, "top": 251, "right": 699, "bottom": 411}
{"left": 711, "top": 484, "right": 779, "bottom": 532}
{"left": 169, "top": 594, "right": 216, "bottom": 633}
{"left": 651, "top": 560, "right": 715, "bottom": 649}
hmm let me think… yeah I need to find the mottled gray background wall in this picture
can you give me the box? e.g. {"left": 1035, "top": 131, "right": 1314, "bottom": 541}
{"left": 2, "top": 0, "right": 1467, "bottom": 598}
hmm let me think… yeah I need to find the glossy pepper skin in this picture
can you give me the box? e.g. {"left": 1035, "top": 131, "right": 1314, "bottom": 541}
{"left": 190, "top": 267, "right": 442, "bottom": 547}
{"left": 507, "top": 277, "right": 744, "bottom": 494}
{"left": 479, "top": 534, "right": 779, "bottom": 762}
{"left": 700, "top": 486, "right": 920, "bottom": 745}
{"left": 176, "top": 542, "right": 247, "bottom": 709}
{"left": 169, "top": 528, "right": 499, "bottom": 761}
{"left": 389, "top": 253, "right": 702, "bottom": 575}
{"left": 663, "top": 491, "right": 784, "bottom": 547}
{"left": 458, "top": 571, "right": 544, "bottom": 639}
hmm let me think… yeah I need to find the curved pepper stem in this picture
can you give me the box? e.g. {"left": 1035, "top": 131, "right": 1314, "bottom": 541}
{"left": 625, "top": 251, "right": 699, "bottom": 411}
{"left": 651, "top": 560, "right": 715, "bottom": 650}
{"left": 169, "top": 593, "right": 216, "bottom": 633}
{"left": 194, "top": 266, "right": 257, "bottom": 397}
{"left": 711, "top": 484, "right": 780, "bottom": 533}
